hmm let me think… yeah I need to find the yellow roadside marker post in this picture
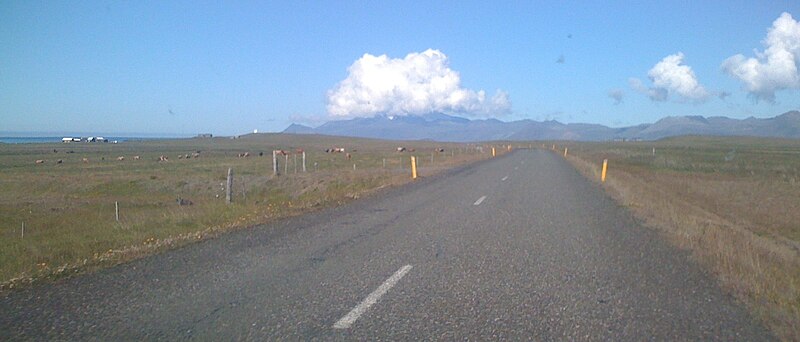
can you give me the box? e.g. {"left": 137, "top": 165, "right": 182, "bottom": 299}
{"left": 601, "top": 159, "right": 608, "bottom": 182}
{"left": 411, "top": 156, "right": 417, "bottom": 179}
{"left": 492, "top": 147, "right": 496, "bottom": 157}
{"left": 564, "top": 147, "right": 568, "bottom": 157}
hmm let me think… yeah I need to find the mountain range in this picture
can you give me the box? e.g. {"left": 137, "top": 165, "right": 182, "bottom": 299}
{"left": 283, "top": 111, "right": 800, "bottom": 142}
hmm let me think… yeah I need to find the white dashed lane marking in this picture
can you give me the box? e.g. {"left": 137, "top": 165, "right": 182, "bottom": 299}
{"left": 333, "top": 265, "right": 413, "bottom": 329}
{"left": 473, "top": 196, "right": 487, "bottom": 206}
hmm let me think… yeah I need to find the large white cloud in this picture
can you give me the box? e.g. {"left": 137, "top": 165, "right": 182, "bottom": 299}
{"left": 631, "top": 53, "right": 709, "bottom": 102}
{"left": 326, "top": 49, "right": 511, "bottom": 118}
{"left": 722, "top": 12, "right": 800, "bottom": 102}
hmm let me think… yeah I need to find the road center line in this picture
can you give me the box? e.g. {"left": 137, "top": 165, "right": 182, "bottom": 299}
{"left": 501, "top": 176, "right": 508, "bottom": 181}
{"left": 473, "top": 195, "right": 487, "bottom": 206}
{"left": 333, "top": 265, "right": 413, "bottom": 329}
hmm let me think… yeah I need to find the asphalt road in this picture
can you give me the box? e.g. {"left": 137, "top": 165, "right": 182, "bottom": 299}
{"left": 0, "top": 149, "right": 774, "bottom": 340}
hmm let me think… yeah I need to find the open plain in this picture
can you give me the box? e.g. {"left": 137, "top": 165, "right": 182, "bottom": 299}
{"left": 0, "top": 148, "right": 773, "bottom": 340}
{"left": 0, "top": 134, "right": 488, "bottom": 290}
{"left": 561, "top": 136, "right": 800, "bottom": 341}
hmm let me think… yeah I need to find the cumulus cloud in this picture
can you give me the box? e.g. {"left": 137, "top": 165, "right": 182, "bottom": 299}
{"left": 629, "top": 78, "right": 667, "bottom": 101}
{"left": 722, "top": 12, "right": 800, "bottom": 102}
{"left": 607, "top": 88, "right": 624, "bottom": 105}
{"left": 629, "top": 53, "right": 709, "bottom": 102}
{"left": 326, "top": 49, "right": 511, "bottom": 118}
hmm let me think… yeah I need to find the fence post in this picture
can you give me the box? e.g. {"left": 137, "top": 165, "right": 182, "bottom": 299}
{"left": 241, "top": 176, "right": 247, "bottom": 203}
{"left": 272, "top": 151, "right": 278, "bottom": 176}
{"left": 226, "top": 168, "right": 233, "bottom": 204}
{"left": 564, "top": 147, "right": 568, "bottom": 157}
{"left": 411, "top": 156, "right": 417, "bottom": 179}
{"left": 115, "top": 201, "right": 119, "bottom": 221}
{"left": 302, "top": 151, "right": 307, "bottom": 172}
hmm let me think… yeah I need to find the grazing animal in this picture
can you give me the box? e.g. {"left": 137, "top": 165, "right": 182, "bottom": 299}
{"left": 327, "top": 147, "right": 345, "bottom": 153}
{"left": 191, "top": 153, "right": 200, "bottom": 158}
{"left": 117, "top": 156, "right": 125, "bottom": 161}
{"left": 176, "top": 197, "right": 193, "bottom": 206}
{"left": 35, "top": 160, "right": 45, "bottom": 164}
{"left": 133, "top": 155, "right": 140, "bottom": 160}
{"left": 56, "top": 159, "right": 63, "bottom": 164}
{"left": 396, "top": 147, "right": 406, "bottom": 152}
{"left": 82, "top": 158, "right": 89, "bottom": 163}
{"left": 158, "top": 155, "right": 169, "bottom": 162}
{"left": 178, "top": 154, "right": 184, "bottom": 159}
{"left": 346, "top": 153, "right": 352, "bottom": 160}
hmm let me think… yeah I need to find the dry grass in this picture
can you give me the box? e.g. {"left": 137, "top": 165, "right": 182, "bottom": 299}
{"left": 0, "top": 134, "right": 505, "bottom": 293}
{"left": 560, "top": 137, "right": 800, "bottom": 341}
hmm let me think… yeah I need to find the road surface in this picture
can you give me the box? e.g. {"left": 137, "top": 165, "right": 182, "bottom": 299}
{"left": 0, "top": 149, "right": 773, "bottom": 340}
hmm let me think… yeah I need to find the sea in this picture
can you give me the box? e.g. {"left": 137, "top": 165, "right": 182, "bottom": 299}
{"left": 0, "top": 137, "right": 161, "bottom": 144}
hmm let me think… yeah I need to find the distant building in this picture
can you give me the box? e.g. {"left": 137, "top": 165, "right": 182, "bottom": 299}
{"left": 197, "top": 133, "right": 213, "bottom": 138}
{"left": 62, "top": 137, "right": 81, "bottom": 143}
{"left": 82, "top": 137, "right": 109, "bottom": 143}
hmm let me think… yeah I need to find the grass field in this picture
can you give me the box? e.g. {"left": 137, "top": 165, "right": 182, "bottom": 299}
{"left": 0, "top": 134, "right": 498, "bottom": 292}
{"left": 558, "top": 136, "right": 800, "bottom": 341}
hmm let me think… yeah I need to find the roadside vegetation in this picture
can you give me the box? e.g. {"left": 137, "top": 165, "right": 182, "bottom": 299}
{"left": 0, "top": 134, "right": 496, "bottom": 293}
{"left": 559, "top": 136, "right": 800, "bottom": 341}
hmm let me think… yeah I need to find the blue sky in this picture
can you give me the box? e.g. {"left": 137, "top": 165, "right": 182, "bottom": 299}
{"left": 2, "top": 1, "right": 800, "bottom": 136}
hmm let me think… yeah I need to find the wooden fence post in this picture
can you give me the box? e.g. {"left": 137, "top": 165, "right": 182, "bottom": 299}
{"left": 226, "top": 168, "right": 233, "bottom": 204}
{"left": 272, "top": 151, "right": 278, "bottom": 176}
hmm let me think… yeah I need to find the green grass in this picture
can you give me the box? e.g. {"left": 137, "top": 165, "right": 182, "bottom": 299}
{"left": 0, "top": 134, "right": 497, "bottom": 289}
